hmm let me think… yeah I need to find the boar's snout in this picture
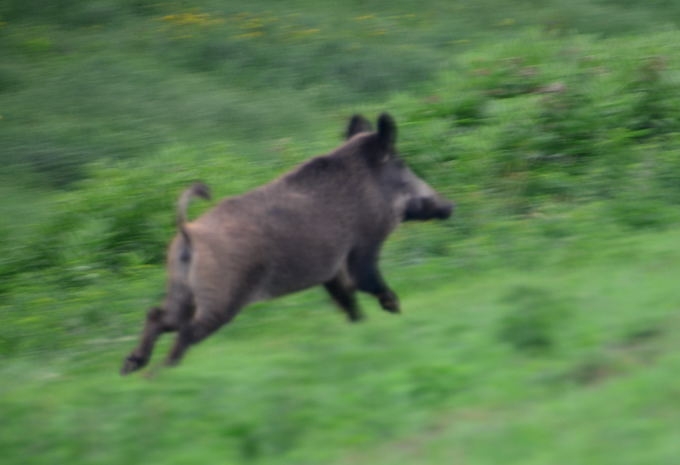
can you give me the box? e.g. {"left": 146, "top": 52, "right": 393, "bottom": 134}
{"left": 403, "top": 196, "right": 454, "bottom": 221}
{"left": 435, "top": 199, "right": 454, "bottom": 219}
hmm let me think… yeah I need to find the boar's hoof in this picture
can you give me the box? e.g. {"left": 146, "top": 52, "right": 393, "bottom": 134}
{"left": 120, "top": 355, "right": 148, "bottom": 375}
{"left": 379, "top": 292, "right": 400, "bottom": 314}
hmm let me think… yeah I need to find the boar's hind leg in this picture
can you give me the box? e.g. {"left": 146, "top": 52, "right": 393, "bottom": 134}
{"left": 121, "top": 304, "right": 188, "bottom": 375}
{"left": 163, "top": 272, "right": 260, "bottom": 366}
{"left": 349, "top": 251, "right": 400, "bottom": 314}
{"left": 164, "top": 302, "right": 243, "bottom": 366}
{"left": 324, "top": 273, "right": 363, "bottom": 322}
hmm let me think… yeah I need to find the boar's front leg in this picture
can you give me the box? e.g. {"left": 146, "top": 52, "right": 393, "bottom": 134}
{"left": 324, "top": 271, "right": 363, "bottom": 322}
{"left": 349, "top": 249, "right": 400, "bottom": 314}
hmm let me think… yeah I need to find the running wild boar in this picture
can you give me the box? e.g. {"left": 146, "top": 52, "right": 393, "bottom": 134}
{"left": 121, "top": 113, "right": 453, "bottom": 374}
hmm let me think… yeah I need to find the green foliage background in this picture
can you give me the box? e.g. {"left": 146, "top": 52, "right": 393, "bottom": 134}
{"left": 2, "top": 1, "right": 680, "bottom": 464}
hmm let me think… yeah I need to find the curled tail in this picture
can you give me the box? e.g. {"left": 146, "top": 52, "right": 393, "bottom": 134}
{"left": 177, "top": 182, "right": 211, "bottom": 260}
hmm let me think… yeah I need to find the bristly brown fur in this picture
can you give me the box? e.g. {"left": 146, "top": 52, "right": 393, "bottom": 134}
{"left": 121, "top": 113, "right": 453, "bottom": 375}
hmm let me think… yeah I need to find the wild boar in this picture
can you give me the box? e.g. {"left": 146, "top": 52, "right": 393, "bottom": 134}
{"left": 121, "top": 113, "right": 453, "bottom": 374}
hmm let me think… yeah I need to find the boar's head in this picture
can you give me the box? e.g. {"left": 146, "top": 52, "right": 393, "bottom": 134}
{"left": 346, "top": 113, "right": 454, "bottom": 222}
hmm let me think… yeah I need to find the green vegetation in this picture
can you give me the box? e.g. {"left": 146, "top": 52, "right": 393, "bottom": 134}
{"left": 2, "top": 1, "right": 680, "bottom": 464}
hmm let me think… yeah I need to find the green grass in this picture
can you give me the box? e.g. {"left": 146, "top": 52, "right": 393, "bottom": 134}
{"left": 2, "top": 229, "right": 680, "bottom": 464}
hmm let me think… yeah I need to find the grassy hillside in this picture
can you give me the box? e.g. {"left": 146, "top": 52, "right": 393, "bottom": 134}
{"left": 3, "top": 0, "right": 680, "bottom": 186}
{"left": 3, "top": 229, "right": 680, "bottom": 464}
{"left": 3, "top": 1, "right": 680, "bottom": 464}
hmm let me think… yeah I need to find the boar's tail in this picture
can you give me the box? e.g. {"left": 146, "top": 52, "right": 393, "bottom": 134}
{"left": 176, "top": 182, "right": 211, "bottom": 257}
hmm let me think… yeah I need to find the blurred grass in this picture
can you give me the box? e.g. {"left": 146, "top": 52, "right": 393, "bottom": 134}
{"left": 3, "top": 0, "right": 680, "bottom": 186}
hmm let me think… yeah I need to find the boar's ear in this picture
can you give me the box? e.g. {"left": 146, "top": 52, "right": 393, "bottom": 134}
{"left": 345, "top": 114, "right": 373, "bottom": 139}
{"left": 377, "top": 113, "right": 397, "bottom": 150}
